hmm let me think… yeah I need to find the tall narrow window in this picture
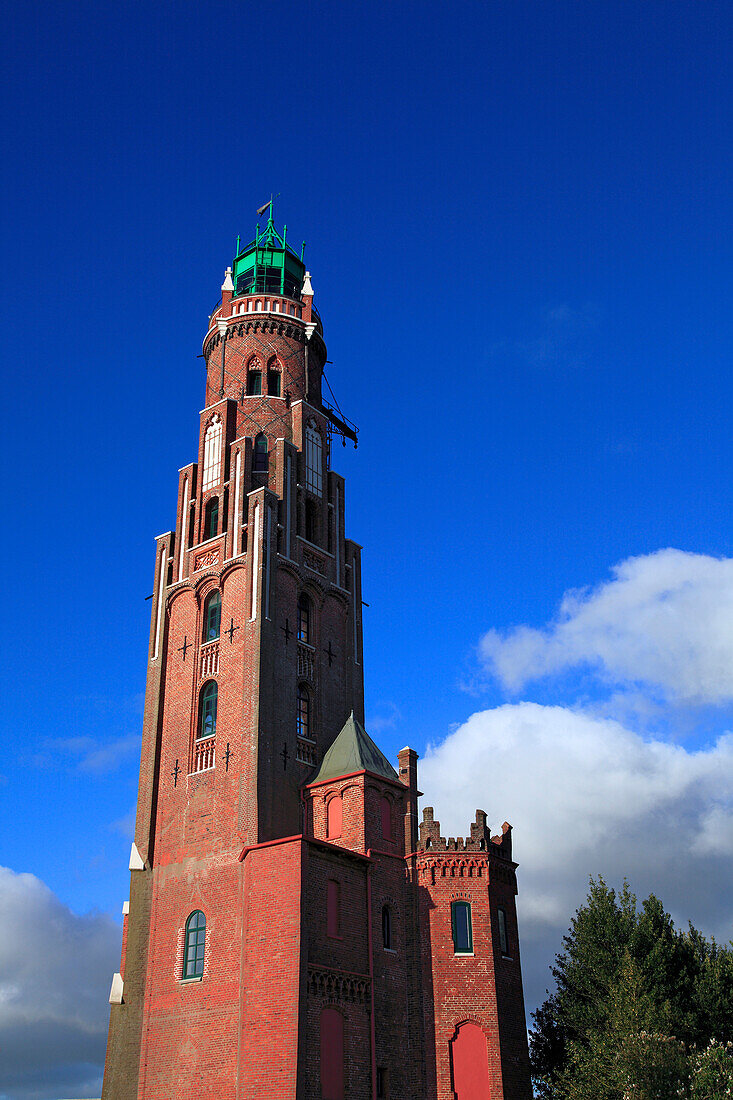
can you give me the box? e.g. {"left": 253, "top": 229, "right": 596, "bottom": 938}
{"left": 305, "top": 499, "right": 318, "bottom": 543}
{"left": 253, "top": 433, "right": 268, "bottom": 472}
{"left": 183, "top": 911, "right": 206, "bottom": 979}
{"left": 382, "top": 905, "right": 393, "bottom": 950}
{"left": 380, "top": 796, "right": 393, "bottom": 841}
{"left": 202, "top": 415, "right": 222, "bottom": 491}
{"left": 326, "top": 796, "right": 342, "bottom": 840}
{"left": 297, "top": 684, "right": 310, "bottom": 740}
{"left": 297, "top": 592, "right": 311, "bottom": 644}
{"left": 267, "top": 369, "right": 281, "bottom": 396}
{"left": 305, "top": 423, "right": 323, "bottom": 496}
{"left": 204, "top": 497, "right": 219, "bottom": 539}
{"left": 198, "top": 681, "right": 217, "bottom": 740}
{"left": 327, "top": 880, "right": 340, "bottom": 938}
{"left": 498, "top": 906, "right": 510, "bottom": 956}
{"left": 376, "top": 1068, "right": 389, "bottom": 1099}
{"left": 246, "top": 369, "right": 262, "bottom": 395}
{"left": 320, "top": 1008, "right": 344, "bottom": 1100}
{"left": 203, "top": 591, "right": 221, "bottom": 641}
{"left": 451, "top": 901, "right": 473, "bottom": 954}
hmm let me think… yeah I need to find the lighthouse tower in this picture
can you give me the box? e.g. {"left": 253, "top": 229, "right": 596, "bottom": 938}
{"left": 101, "top": 210, "right": 533, "bottom": 1100}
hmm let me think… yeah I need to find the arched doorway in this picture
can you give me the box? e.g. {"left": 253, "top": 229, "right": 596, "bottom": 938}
{"left": 450, "top": 1021, "right": 491, "bottom": 1099}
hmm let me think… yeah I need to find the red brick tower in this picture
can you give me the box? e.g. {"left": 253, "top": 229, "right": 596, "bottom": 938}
{"left": 101, "top": 209, "right": 533, "bottom": 1100}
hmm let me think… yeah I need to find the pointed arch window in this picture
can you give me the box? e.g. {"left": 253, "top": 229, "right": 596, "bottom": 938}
{"left": 297, "top": 684, "right": 311, "bottom": 741}
{"left": 305, "top": 423, "right": 323, "bottom": 496}
{"left": 297, "top": 592, "right": 311, "bottom": 644}
{"left": 202, "top": 415, "right": 222, "bottom": 491}
{"left": 204, "top": 497, "right": 219, "bottom": 539}
{"left": 183, "top": 910, "right": 206, "bottom": 979}
{"left": 203, "top": 591, "right": 221, "bottom": 642}
{"left": 198, "top": 681, "right": 217, "bottom": 740}
{"left": 267, "top": 368, "right": 281, "bottom": 397}
{"left": 253, "top": 433, "right": 268, "bottom": 472}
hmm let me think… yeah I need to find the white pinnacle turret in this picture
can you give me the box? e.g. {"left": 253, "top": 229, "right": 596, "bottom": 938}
{"left": 302, "top": 270, "right": 314, "bottom": 297}
{"left": 221, "top": 266, "right": 234, "bottom": 292}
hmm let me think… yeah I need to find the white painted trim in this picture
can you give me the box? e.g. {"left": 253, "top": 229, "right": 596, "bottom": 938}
{"left": 178, "top": 477, "right": 189, "bottom": 582}
{"left": 250, "top": 501, "right": 260, "bottom": 622}
{"left": 109, "top": 972, "right": 124, "bottom": 1005}
{"left": 232, "top": 449, "right": 241, "bottom": 559}
{"left": 122, "top": 900, "right": 130, "bottom": 915}
{"left": 129, "top": 842, "right": 145, "bottom": 871}
{"left": 152, "top": 548, "right": 166, "bottom": 661}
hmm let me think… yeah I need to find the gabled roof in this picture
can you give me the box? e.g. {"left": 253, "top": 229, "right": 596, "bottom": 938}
{"left": 310, "top": 711, "right": 399, "bottom": 786}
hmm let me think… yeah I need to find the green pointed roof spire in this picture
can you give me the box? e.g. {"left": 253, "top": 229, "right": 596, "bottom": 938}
{"left": 310, "top": 712, "right": 399, "bottom": 786}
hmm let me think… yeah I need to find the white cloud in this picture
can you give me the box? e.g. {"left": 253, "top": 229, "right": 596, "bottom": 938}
{"left": 419, "top": 703, "right": 733, "bottom": 1015}
{"left": 481, "top": 549, "right": 733, "bottom": 705}
{"left": 0, "top": 867, "right": 120, "bottom": 1100}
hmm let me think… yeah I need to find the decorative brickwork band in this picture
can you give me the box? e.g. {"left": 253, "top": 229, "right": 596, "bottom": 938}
{"left": 307, "top": 965, "right": 370, "bottom": 1006}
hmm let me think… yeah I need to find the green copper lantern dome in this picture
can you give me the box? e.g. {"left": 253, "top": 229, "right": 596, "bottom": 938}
{"left": 232, "top": 204, "right": 306, "bottom": 301}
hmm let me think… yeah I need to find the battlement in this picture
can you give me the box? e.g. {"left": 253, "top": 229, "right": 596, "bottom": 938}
{"left": 418, "top": 807, "right": 512, "bottom": 858}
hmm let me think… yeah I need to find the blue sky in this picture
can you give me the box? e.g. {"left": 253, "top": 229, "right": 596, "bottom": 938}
{"left": 2, "top": 2, "right": 733, "bottom": 1096}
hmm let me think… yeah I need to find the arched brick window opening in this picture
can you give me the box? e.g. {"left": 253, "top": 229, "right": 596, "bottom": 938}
{"left": 382, "top": 904, "right": 393, "bottom": 950}
{"left": 380, "top": 796, "right": 393, "bottom": 840}
{"left": 319, "top": 1007, "right": 344, "bottom": 1100}
{"left": 297, "top": 592, "right": 311, "bottom": 644}
{"left": 267, "top": 367, "right": 281, "bottom": 396}
{"left": 326, "top": 796, "right": 342, "bottom": 840}
{"left": 297, "top": 684, "right": 311, "bottom": 740}
{"left": 247, "top": 367, "right": 262, "bottom": 395}
{"left": 183, "top": 910, "right": 206, "bottom": 979}
{"left": 198, "top": 681, "right": 217, "bottom": 740}
{"left": 451, "top": 901, "right": 473, "bottom": 955}
{"left": 203, "top": 591, "right": 221, "bottom": 641}
{"left": 326, "top": 879, "right": 341, "bottom": 938}
{"left": 253, "top": 433, "right": 268, "bottom": 472}
{"left": 204, "top": 497, "right": 219, "bottom": 540}
{"left": 449, "top": 1021, "right": 491, "bottom": 1100}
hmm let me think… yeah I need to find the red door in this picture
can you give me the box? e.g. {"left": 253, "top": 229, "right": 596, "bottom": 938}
{"left": 450, "top": 1022, "right": 491, "bottom": 1100}
{"left": 320, "top": 1007, "right": 344, "bottom": 1100}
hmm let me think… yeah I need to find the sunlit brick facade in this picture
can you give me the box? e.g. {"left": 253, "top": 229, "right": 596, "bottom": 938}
{"left": 101, "top": 213, "right": 533, "bottom": 1100}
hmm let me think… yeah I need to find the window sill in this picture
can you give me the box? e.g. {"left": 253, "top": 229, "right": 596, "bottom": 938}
{"left": 180, "top": 975, "right": 203, "bottom": 984}
{"left": 327, "top": 933, "right": 344, "bottom": 942}
{"left": 453, "top": 951, "right": 475, "bottom": 957}
{"left": 383, "top": 947, "right": 397, "bottom": 954}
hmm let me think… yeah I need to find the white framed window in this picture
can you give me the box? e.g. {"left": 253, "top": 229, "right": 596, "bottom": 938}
{"left": 305, "top": 423, "right": 322, "bottom": 497}
{"left": 202, "top": 415, "right": 222, "bottom": 491}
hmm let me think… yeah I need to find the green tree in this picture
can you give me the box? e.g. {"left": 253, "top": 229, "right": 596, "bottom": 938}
{"left": 530, "top": 878, "right": 733, "bottom": 1099}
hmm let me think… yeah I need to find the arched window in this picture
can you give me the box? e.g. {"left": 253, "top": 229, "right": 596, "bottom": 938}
{"left": 198, "top": 681, "right": 217, "bottom": 740}
{"left": 183, "top": 910, "right": 206, "bottom": 979}
{"left": 382, "top": 904, "right": 393, "bottom": 950}
{"left": 253, "top": 433, "right": 268, "bottom": 472}
{"left": 203, "top": 591, "right": 221, "bottom": 641}
{"left": 267, "top": 368, "right": 281, "bottom": 397}
{"left": 305, "top": 422, "right": 323, "bottom": 496}
{"left": 297, "top": 592, "right": 311, "bottom": 644}
{"left": 451, "top": 901, "right": 473, "bottom": 955}
{"left": 204, "top": 497, "right": 219, "bottom": 539}
{"left": 246, "top": 369, "right": 262, "bottom": 396}
{"left": 297, "top": 684, "right": 310, "bottom": 740}
{"left": 326, "top": 796, "right": 342, "bottom": 840}
{"left": 202, "top": 415, "right": 222, "bottom": 491}
{"left": 380, "top": 796, "right": 393, "bottom": 841}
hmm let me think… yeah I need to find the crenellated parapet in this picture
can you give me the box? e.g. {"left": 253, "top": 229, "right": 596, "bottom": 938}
{"left": 418, "top": 807, "right": 513, "bottom": 860}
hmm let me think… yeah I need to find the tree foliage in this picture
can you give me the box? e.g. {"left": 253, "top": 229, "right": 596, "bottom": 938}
{"left": 530, "top": 878, "right": 733, "bottom": 1099}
